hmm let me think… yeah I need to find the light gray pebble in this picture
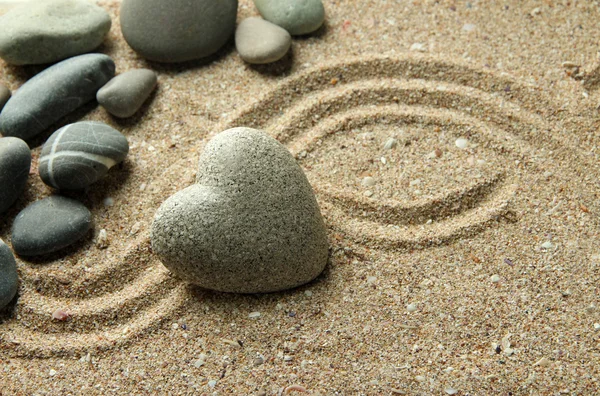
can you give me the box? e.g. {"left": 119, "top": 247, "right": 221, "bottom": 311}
{"left": 97, "top": 69, "right": 157, "bottom": 118}
{"left": 151, "top": 127, "right": 328, "bottom": 293}
{"left": 12, "top": 195, "right": 92, "bottom": 256}
{"left": 39, "top": 121, "right": 129, "bottom": 190}
{"left": 0, "top": 54, "right": 115, "bottom": 141}
{"left": 0, "top": 0, "right": 111, "bottom": 65}
{"left": 235, "top": 17, "right": 291, "bottom": 64}
{"left": 0, "top": 137, "right": 31, "bottom": 214}
{"left": 383, "top": 138, "right": 398, "bottom": 150}
{"left": 253, "top": 0, "right": 325, "bottom": 35}
{"left": 0, "top": 238, "right": 18, "bottom": 310}
{"left": 0, "top": 84, "right": 10, "bottom": 113}
{"left": 120, "top": 0, "right": 238, "bottom": 63}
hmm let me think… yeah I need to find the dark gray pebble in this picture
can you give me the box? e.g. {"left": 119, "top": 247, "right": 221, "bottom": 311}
{"left": 0, "top": 54, "right": 115, "bottom": 140}
{"left": 97, "top": 69, "right": 157, "bottom": 118}
{"left": 0, "top": 137, "right": 31, "bottom": 214}
{"left": 39, "top": 121, "right": 129, "bottom": 190}
{"left": 12, "top": 196, "right": 92, "bottom": 256}
{"left": 0, "top": 238, "right": 18, "bottom": 309}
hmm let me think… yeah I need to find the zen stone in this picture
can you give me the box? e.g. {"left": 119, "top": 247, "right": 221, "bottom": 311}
{"left": 39, "top": 122, "right": 129, "bottom": 190}
{"left": 0, "top": 54, "right": 115, "bottom": 140}
{"left": 120, "top": 0, "right": 238, "bottom": 63}
{"left": 0, "top": 0, "right": 111, "bottom": 65}
{"left": 0, "top": 137, "right": 31, "bottom": 214}
{"left": 0, "top": 84, "right": 10, "bottom": 113}
{"left": 235, "top": 17, "right": 292, "bottom": 64}
{"left": 253, "top": 0, "right": 325, "bottom": 35}
{"left": 12, "top": 196, "right": 92, "bottom": 256}
{"left": 0, "top": 238, "right": 18, "bottom": 310}
{"left": 151, "top": 127, "right": 329, "bottom": 293}
{"left": 97, "top": 69, "right": 158, "bottom": 118}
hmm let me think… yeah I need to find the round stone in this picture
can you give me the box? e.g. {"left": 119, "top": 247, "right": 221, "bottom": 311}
{"left": 235, "top": 17, "right": 292, "bottom": 64}
{"left": 0, "top": 84, "right": 10, "bottom": 113}
{"left": 97, "top": 69, "right": 158, "bottom": 118}
{"left": 0, "top": 238, "right": 18, "bottom": 310}
{"left": 0, "top": 54, "right": 115, "bottom": 141}
{"left": 151, "top": 127, "right": 329, "bottom": 293}
{"left": 120, "top": 0, "right": 238, "bottom": 63}
{"left": 12, "top": 195, "right": 92, "bottom": 256}
{"left": 39, "top": 121, "right": 129, "bottom": 190}
{"left": 0, "top": 0, "right": 111, "bottom": 65}
{"left": 253, "top": 0, "right": 325, "bottom": 35}
{"left": 0, "top": 137, "right": 31, "bottom": 214}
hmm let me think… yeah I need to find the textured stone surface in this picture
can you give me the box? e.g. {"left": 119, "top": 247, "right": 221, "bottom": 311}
{"left": 120, "top": 0, "right": 238, "bottom": 63}
{"left": 253, "top": 0, "right": 325, "bottom": 35}
{"left": 12, "top": 196, "right": 92, "bottom": 256}
{"left": 151, "top": 127, "right": 328, "bottom": 293}
{"left": 0, "top": 0, "right": 111, "bottom": 65}
{"left": 97, "top": 69, "right": 157, "bottom": 118}
{"left": 39, "top": 122, "right": 129, "bottom": 190}
{"left": 0, "top": 84, "right": 10, "bottom": 113}
{"left": 0, "top": 54, "right": 115, "bottom": 140}
{"left": 235, "top": 17, "right": 292, "bottom": 64}
{"left": 0, "top": 137, "right": 31, "bottom": 214}
{"left": 0, "top": 238, "right": 18, "bottom": 310}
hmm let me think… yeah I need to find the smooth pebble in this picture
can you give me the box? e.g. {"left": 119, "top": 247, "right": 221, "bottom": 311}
{"left": 383, "top": 138, "right": 398, "bottom": 150}
{"left": 120, "top": 0, "right": 238, "bottom": 63}
{"left": 0, "top": 54, "right": 115, "bottom": 140}
{"left": 491, "top": 274, "right": 500, "bottom": 283}
{"left": 0, "top": 0, "right": 111, "bottom": 65}
{"left": 407, "top": 303, "right": 417, "bottom": 312}
{"left": 541, "top": 241, "right": 554, "bottom": 249}
{"left": 235, "top": 17, "right": 291, "bottom": 64}
{"left": 12, "top": 196, "right": 92, "bottom": 256}
{"left": 0, "top": 238, "right": 18, "bottom": 309}
{"left": 39, "top": 122, "right": 129, "bottom": 190}
{"left": 0, "top": 137, "right": 31, "bottom": 213}
{"left": 362, "top": 176, "right": 375, "bottom": 187}
{"left": 455, "top": 138, "right": 468, "bottom": 149}
{"left": 151, "top": 127, "right": 328, "bottom": 293}
{"left": 0, "top": 84, "right": 10, "bottom": 113}
{"left": 253, "top": 0, "right": 325, "bottom": 35}
{"left": 97, "top": 69, "right": 157, "bottom": 118}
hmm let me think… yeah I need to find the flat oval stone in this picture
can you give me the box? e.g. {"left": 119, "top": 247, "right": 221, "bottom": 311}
{"left": 151, "top": 127, "right": 328, "bottom": 293}
{"left": 12, "top": 196, "right": 92, "bottom": 256}
{"left": 0, "top": 137, "right": 31, "bottom": 214}
{"left": 0, "top": 54, "right": 115, "bottom": 140}
{"left": 235, "top": 17, "right": 292, "bottom": 64}
{"left": 0, "top": 84, "right": 10, "bottom": 113}
{"left": 120, "top": 0, "right": 238, "bottom": 63}
{"left": 0, "top": 0, "right": 111, "bottom": 65}
{"left": 0, "top": 238, "right": 18, "bottom": 309}
{"left": 39, "top": 121, "right": 129, "bottom": 190}
{"left": 97, "top": 69, "right": 158, "bottom": 118}
{"left": 253, "top": 0, "right": 325, "bottom": 35}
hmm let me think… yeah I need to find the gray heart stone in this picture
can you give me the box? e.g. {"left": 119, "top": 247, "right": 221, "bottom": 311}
{"left": 151, "top": 127, "right": 328, "bottom": 293}
{"left": 0, "top": 0, "right": 111, "bottom": 65}
{"left": 0, "top": 137, "right": 31, "bottom": 214}
{"left": 0, "top": 238, "right": 18, "bottom": 310}
{"left": 39, "top": 121, "right": 129, "bottom": 190}
{"left": 120, "top": 0, "right": 238, "bottom": 63}
{"left": 0, "top": 54, "right": 115, "bottom": 141}
{"left": 12, "top": 195, "right": 92, "bottom": 256}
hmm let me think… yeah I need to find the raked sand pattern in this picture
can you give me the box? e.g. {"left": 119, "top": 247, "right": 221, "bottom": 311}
{"left": 3, "top": 1, "right": 600, "bottom": 394}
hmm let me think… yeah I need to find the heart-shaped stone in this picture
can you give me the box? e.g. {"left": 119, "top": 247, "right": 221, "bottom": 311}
{"left": 150, "top": 127, "right": 328, "bottom": 293}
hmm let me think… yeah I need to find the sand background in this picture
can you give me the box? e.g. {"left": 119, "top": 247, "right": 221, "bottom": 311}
{"left": 2, "top": 0, "right": 600, "bottom": 394}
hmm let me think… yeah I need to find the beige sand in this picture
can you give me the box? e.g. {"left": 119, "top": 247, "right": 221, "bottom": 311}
{"left": 2, "top": 0, "right": 600, "bottom": 394}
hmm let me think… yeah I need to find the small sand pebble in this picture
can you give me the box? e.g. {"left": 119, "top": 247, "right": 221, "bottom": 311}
{"left": 407, "top": 303, "right": 417, "bottom": 312}
{"left": 455, "top": 138, "right": 468, "bottom": 149}
{"left": 96, "top": 229, "right": 109, "bottom": 249}
{"left": 491, "top": 274, "right": 500, "bottom": 283}
{"left": 103, "top": 197, "right": 114, "bottom": 207}
{"left": 364, "top": 190, "right": 374, "bottom": 197}
{"left": 362, "top": 176, "right": 375, "bottom": 187}
{"left": 248, "top": 311, "right": 261, "bottom": 318}
{"left": 594, "top": 323, "right": 600, "bottom": 331}
{"left": 208, "top": 380, "right": 217, "bottom": 388}
{"left": 383, "top": 138, "right": 398, "bottom": 150}
{"left": 284, "top": 385, "right": 308, "bottom": 393}
{"left": 534, "top": 357, "right": 551, "bottom": 367}
{"left": 444, "top": 388, "right": 458, "bottom": 395}
{"left": 52, "top": 309, "right": 70, "bottom": 321}
{"left": 541, "top": 241, "right": 554, "bottom": 249}
{"left": 49, "top": 369, "right": 57, "bottom": 376}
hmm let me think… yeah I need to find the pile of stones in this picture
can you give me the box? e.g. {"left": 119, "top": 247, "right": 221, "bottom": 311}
{"left": 0, "top": 0, "right": 328, "bottom": 306}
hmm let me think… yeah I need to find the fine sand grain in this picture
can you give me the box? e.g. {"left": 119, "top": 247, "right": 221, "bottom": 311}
{"left": 2, "top": 1, "right": 600, "bottom": 394}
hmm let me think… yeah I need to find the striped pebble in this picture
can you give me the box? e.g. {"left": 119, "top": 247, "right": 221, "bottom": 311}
{"left": 39, "top": 121, "right": 129, "bottom": 190}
